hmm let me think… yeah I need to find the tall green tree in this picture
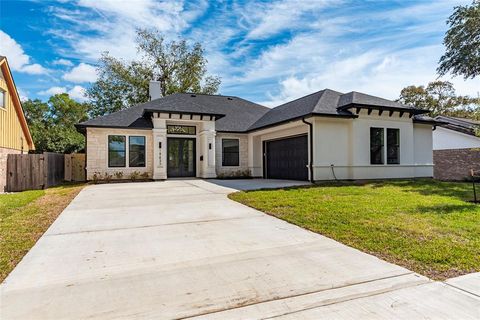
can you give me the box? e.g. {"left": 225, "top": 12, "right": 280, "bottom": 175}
{"left": 438, "top": 0, "right": 480, "bottom": 79}
{"left": 398, "top": 81, "right": 480, "bottom": 119}
{"left": 87, "top": 28, "right": 221, "bottom": 117}
{"left": 23, "top": 93, "right": 90, "bottom": 153}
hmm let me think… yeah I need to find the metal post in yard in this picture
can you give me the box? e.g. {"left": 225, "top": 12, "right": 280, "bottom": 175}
{"left": 472, "top": 169, "right": 478, "bottom": 203}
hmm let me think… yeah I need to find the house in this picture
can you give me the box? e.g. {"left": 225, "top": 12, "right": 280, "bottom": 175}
{"left": 432, "top": 116, "right": 480, "bottom": 181}
{"left": 0, "top": 56, "right": 35, "bottom": 191}
{"left": 76, "top": 82, "right": 439, "bottom": 182}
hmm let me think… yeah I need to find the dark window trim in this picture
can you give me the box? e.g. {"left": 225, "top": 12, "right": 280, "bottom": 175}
{"left": 222, "top": 138, "right": 240, "bottom": 167}
{"left": 108, "top": 135, "right": 126, "bottom": 168}
{"left": 370, "top": 127, "right": 384, "bottom": 165}
{"left": 128, "top": 135, "right": 146, "bottom": 168}
{"left": 387, "top": 128, "right": 400, "bottom": 165}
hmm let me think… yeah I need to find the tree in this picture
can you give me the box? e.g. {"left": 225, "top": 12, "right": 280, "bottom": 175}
{"left": 398, "top": 81, "right": 480, "bottom": 118}
{"left": 87, "top": 28, "right": 221, "bottom": 117}
{"left": 438, "top": 0, "right": 480, "bottom": 79}
{"left": 23, "top": 94, "right": 90, "bottom": 153}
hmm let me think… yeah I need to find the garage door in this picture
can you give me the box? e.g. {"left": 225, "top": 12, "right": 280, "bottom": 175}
{"left": 265, "top": 135, "right": 308, "bottom": 181}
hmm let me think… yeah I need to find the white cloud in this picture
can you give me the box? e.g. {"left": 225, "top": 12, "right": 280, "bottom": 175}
{"left": 63, "top": 63, "right": 97, "bottom": 83}
{"left": 52, "top": 58, "right": 74, "bottom": 66}
{"left": 37, "top": 85, "right": 88, "bottom": 102}
{"left": 0, "top": 30, "right": 48, "bottom": 75}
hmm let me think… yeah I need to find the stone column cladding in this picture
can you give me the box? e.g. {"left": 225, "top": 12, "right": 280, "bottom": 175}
{"left": 0, "top": 147, "right": 21, "bottom": 192}
{"left": 434, "top": 148, "right": 480, "bottom": 181}
{"left": 152, "top": 118, "right": 167, "bottom": 180}
{"left": 199, "top": 121, "right": 216, "bottom": 178}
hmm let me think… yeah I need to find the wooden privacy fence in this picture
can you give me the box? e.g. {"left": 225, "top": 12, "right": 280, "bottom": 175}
{"left": 6, "top": 152, "right": 65, "bottom": 192}
{"left": 64, "top": 153, "right": 86, "bottom": 182}
{"left": 5, "top": 152, "right": 85, "bottom": 192}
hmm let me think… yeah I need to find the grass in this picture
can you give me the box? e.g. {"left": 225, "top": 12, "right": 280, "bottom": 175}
{"left": 0, "top": 183, "right": 85, "bottom": 282}
{"left": 229, "top": 179, "right": 480, "bottom": 280}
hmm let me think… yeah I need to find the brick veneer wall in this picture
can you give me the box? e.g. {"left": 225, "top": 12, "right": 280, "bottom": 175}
{"left": 433, "top": 148, "right": 480, "bottom": 181}
{"left": 0, "top": 147, "right": 21, "bottom": 192}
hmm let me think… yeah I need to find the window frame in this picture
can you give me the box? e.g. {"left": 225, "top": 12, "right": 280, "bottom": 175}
{"left": 370, "top": 127, "right": 385, "bottom": 165}
{"left": 0, "top": 89, "right": 6, "bottom": 109}
{"left": 108, "top": 135, "right": 127, "bottom": 168}
{"left": 369, "top": 127, "right": 401, "bottom": 166}
{"left": 222, "top": 138, "right": 240, "bottom": 167}
{"left": 128, "top": 136, "right": 146, "bottom": 168}
{"left": 386, "top": 128, "right": 400, "bottom": 165}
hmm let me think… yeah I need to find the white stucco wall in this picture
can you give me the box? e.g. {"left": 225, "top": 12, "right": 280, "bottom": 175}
{"left": 311, "top": 110, "right": 434, "bottom": 181}
{"left": 432, "top": 126, "right": 480, "bottom": 150}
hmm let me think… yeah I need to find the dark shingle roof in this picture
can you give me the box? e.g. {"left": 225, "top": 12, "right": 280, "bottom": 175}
{"left": 435, "top": 116, "right": 480, "bottom": 136}
{"left": 77, "top": 89, "right": 431, "bottom": 133}
{"left": 77, "top": 93, "right": 269, "bottom": 132}
{"left": 248, "top": 89, "right": 356, "bottom": 131}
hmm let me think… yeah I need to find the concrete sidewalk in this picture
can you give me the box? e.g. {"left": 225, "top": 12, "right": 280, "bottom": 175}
{"left": 1, "top": 180, "right": 478, "bottom": 319}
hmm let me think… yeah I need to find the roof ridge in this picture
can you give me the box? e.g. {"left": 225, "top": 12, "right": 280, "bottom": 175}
{"left": 271, "top": 89, "right": 327, "bottom": 110}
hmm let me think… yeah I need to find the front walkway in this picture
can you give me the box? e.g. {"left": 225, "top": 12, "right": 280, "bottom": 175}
{"left": 1, "top": 180, "right": 478, "bottom": 319}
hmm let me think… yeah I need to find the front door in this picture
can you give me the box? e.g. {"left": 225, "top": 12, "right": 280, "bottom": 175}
{"left": 167, "top": 138, "right": 196, "bottom": 177}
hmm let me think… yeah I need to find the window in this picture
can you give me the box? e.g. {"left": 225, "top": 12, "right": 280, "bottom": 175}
{"left": 370, "top": 128, "right": 384, "bottom": 165}
{"left": 167, "top": 125, "right": 196, "bottom": 135}
{"left": 222, "top": 139, "right": 239, "bottom": 166}
{"left": 129, "top": 136, "right": 146, "bottom": 167}
{"left": 108, "top": 135, "right": 126, "bottom": 167}
{"left": 0, "top": 90, "right": 5, "bottom": 109}
{"left": 387, "top": 129, "right": 400, "bottom": 164}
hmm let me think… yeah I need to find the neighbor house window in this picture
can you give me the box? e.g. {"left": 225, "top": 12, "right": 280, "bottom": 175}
{"left": 222, "top": 139, "right": 239, "bottom": 166}
{"left": 108, "top": 135, "right": 126, "bottom": 167}
{"left": 129, "top": 136, "right": 146, "bottom": 167}
{"left": 387, "top": 129, "right": 400, "bottom": 164}
{"left": 0, "top": 90, "right": 5, "bottom": 109}
{"left": 370, "top": 128, "right": 384, "bottom": 165}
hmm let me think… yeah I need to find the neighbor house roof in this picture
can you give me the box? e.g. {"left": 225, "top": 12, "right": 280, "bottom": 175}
{"left": 434, "top": 116, "right": 480, "bottom": 137}
{"left": 77, "top": 89, "right": 431, "bottom": 133}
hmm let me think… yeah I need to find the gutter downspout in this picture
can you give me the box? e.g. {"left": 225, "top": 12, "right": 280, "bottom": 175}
{"left": 302, "top": 117, "right": 314, "bottom": 183}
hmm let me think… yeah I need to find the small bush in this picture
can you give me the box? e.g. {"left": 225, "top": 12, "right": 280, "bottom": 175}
{"left": 140, "top": 172, "right": 150, "bottom": 179}
{"left": 92, "top": 172, "right": 101, "bottom": 184}
{"left": 129, "top": 171, "right": 141, "bottom": 181}
{"left": 104, "top": 172, "right": 112, "bottom": 183}
{"left": 218, "top": 169, "right": 252, "bottom": 179}
{"left": 114, "top": 171, "right": 124, "bottom": 180}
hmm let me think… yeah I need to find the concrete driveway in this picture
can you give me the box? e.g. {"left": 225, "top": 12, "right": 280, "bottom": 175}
{"left": 1, "top": 179, "right": 478, "bottom": 319}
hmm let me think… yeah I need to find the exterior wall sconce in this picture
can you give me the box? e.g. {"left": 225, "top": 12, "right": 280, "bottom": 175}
{"left": 209, "top": 143, "right": 212, "bottom": 150}
{"left": 159, "top": 142, "right": 162, "bottom": 148}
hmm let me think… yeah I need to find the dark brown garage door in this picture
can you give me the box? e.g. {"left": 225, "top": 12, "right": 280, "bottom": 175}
{"left": 265, "top": 135, "right": 308, "bottom": 181}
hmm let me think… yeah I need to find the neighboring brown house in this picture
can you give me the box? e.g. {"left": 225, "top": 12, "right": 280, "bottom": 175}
{"left": 433, "top": 116, "right": 480, "bottom": 181}
{"left": 0, "top": 56, "right": 35, "bottom": 191}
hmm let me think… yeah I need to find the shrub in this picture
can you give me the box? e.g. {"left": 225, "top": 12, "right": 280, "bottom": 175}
{"left": 129, "top": 171, "right": 141, "bottom": 181}
{"left": 91, "top": 172, "right": 101, "bottom": 184}
{"left": 114, "top": 171, "right": 124, "bottom": 180}
{"left": 103, "top": 172, "right": 112, "bottom": 183}
{"left": 140, "top": 172, "right": 150, "bottom": 179}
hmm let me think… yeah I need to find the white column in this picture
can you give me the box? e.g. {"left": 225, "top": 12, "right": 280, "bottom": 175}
{"left": 152, "top": 118, "right": 167, "bottom": 180}
{"left": 198, "top": 121, "right": 217, "bottom": 178}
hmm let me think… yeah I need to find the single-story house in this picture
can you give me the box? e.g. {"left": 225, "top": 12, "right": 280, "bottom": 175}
{"left": 76, "top": 82, "right": 439, "bottom": 182}
{"left": 432, "top": 116, "right": 480, "bottom": 181}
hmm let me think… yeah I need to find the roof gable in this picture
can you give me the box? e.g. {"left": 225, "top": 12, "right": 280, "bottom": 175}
{"left": 0, "top": 57, "right": 34, "bottom": 149}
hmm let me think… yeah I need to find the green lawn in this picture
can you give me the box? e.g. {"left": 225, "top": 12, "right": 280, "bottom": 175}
{"left": 229, "top": 179, "right": 480, "bottom": 280}
{"left": 0, "top": 184, "right": 84, "bottom": 282}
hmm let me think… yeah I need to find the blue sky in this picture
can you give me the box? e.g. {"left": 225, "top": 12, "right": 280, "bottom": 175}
{"left": 1, "top": 0, "right": 479, "bottom": 107}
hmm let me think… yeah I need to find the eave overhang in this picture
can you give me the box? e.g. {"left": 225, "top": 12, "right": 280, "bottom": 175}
{"left": 142, "top": 108, "right": 225, "bottom": 121}
{"left": 338, "top": 103, "right": 430, "bottom": 118}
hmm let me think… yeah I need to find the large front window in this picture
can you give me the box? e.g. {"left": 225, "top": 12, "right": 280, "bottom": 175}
{"left": 108, "top": 135, "right": 126, "bottom": 167}
{"left": 370, "top": 128, "right": 384, "bottom": 165}
{"left": 222, "top": 139, "right": 239, "bottom": 166}
{"left": 129, "top": 136, "right": 146, "bottom": 167}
